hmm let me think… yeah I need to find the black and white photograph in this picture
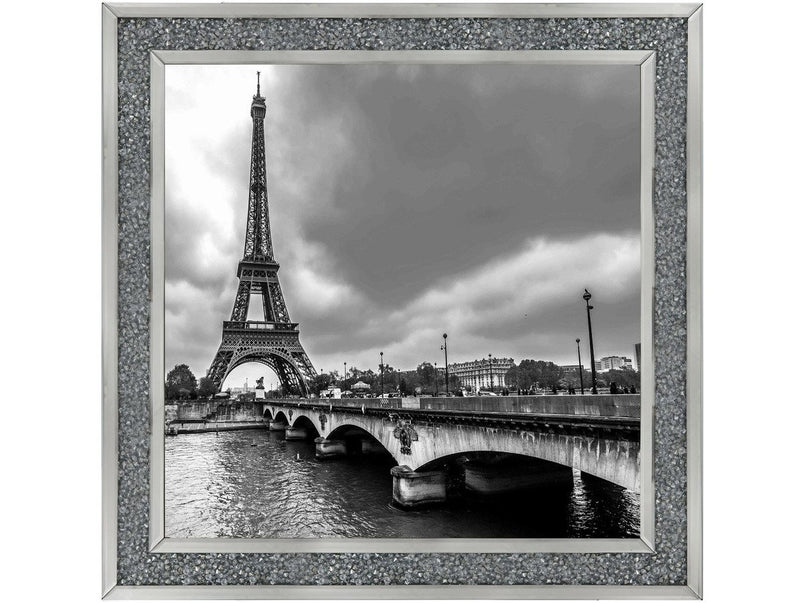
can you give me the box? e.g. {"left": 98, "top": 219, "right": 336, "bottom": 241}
{"left": 163, "top": 62, "right": 644, "bottom": 540}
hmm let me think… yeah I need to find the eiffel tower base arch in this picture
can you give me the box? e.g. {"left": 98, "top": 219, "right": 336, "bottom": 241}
{"left": 207, "top": 326, "right": 316, "bottom": 397}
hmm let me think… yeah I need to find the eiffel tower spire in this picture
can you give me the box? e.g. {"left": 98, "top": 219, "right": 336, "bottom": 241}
{"left": 206, "top": 75, "right": 317, "bottom": 395}
{"left": 244, "top": 70, "right": 272, "bottom": 261}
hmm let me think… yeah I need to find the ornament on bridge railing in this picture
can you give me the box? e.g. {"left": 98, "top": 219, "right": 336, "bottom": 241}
{"left": 393, "top": 423, "right": 419, "bottom": 455}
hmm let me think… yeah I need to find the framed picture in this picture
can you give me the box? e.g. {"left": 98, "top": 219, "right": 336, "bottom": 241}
{"left": 102, "top": 2, "right": 702, "bottom": 598}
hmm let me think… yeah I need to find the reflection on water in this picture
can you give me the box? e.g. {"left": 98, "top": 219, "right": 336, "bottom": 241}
{"left": 165, "top": 430, "right": 639, "bottom": 538}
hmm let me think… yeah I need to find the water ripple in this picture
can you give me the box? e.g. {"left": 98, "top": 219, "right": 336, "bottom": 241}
{"left": 165, "top": 430, "right": 638, "bottom": 538}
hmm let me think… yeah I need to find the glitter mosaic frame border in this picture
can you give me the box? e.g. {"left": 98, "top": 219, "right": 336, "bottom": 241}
{"left": 150, "top": 49, "right": 657, "bottom": 556}
{"left": 102, "top": 3, "right": 702, "bottom": 599}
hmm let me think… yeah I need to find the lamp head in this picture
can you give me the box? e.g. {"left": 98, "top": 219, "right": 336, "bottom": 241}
{"left": 583, "top": 289, "right": 592, "bottom": 302}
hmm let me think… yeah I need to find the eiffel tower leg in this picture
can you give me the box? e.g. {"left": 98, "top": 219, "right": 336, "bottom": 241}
{"left": 207, "top": 347, "right": 233, "bottom": 392}
{"left": 291, "top": 350, "right": 317, "bottom": 385}
{"left": 275, "top": 359, "right": 305, "bottom": 397}
{"left": 230, "top": 280, "right": 251, "bottom": 322}
{"left": 259, "top": 282, "right": 275, "bottom": 322}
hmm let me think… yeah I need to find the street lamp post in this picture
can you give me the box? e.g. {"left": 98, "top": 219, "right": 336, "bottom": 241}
{"left": 488, "top": 353, "right": 493, "bottom": 392}
{"left": 576, "top": 337, "right": 585, "bottom": 395}
{"left": 583, "top": 289, "right": 598, "bottom": 394}
{"left": 380, "top": 352, "right": 384, "bottom": 396}
{"left": 441, "top": 333, "right": 449, "bottom": 396}
{"left": 434, "top": 362, "right": 439, "bottom": 396}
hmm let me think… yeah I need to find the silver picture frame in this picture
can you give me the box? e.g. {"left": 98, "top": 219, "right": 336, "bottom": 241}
{"left": 102, "top": 3, "right": 702, "bottom": 599}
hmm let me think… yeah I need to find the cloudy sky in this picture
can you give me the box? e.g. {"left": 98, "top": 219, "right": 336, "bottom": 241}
{"left": 165, "top": 63, "right": 641, "bottom": 388}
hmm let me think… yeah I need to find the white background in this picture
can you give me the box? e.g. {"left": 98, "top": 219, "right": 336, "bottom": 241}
{"left": 1, "top": 0, "right": 801, "bottom": 601}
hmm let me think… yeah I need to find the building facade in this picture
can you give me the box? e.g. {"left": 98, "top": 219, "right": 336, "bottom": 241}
{"left": 599, "top": 356, "right": 634, "bottom": 371}
{"left": 448, "top": 357, "right": 515, "bottom": 392}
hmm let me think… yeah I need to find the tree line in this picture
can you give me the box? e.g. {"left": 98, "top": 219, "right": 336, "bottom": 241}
{"left": 313, "top": 362, "right": 462, "bottom": 397}
{"left": 506, "top": 359, "right": 640, "bottom": 393}
{"left": 164, "top": 358, "right": 640, "bottom": 401}
{"left": 164, "top": 364, "right": 217, "bottom": 400}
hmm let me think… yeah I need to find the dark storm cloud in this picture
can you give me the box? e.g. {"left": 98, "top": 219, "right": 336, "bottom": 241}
{"left": 165, "top": 64, "right": 642, "bottom": 382}
{"left": 268, "top": 65, "right": 639, "bottom": 306}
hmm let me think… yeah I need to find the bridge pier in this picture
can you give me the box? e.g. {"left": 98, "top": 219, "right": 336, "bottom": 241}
{"left": 284, "top": 426, "right": 308, "bottom": 440}
{"left": 268, "top": 420, "right": 287, "bottom": 431}
{"left": 390, "top": 465, "right": 447, "bottom": 509}
{"left": 315, "top": 437, "right": 347, "bottom": 460}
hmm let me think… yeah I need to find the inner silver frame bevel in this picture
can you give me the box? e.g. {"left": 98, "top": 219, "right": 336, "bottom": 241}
{"left": 102, "top": 3, "right": 703, "bottom": 599}
{"left": 149, "top": 49, "right": 655, "bottom": 556}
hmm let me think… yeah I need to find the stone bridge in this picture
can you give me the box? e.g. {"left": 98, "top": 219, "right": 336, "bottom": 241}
{"left": 262, "top": 395, "right": 640, "bottom": 508}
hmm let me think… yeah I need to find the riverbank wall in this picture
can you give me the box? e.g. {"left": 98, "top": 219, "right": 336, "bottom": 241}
{"left": 170, "top": 400, "right": 265, "bottom": 421}
{"left": 167, "top": 420, "right": 266, "bottom": 435}
{"left": 166, "top": 401, "right": 266, "bottom": 435}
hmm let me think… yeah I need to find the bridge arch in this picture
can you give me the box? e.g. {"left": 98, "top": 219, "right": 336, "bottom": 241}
{"left": 290, "top": 414, "right": 320, "bottom": 437}
{"left": 403, "top": 427, "right": 640, "bottom": 493}
{"left": 326, "top": 424, "right": 396, "bottom": 459}
{"left": 416, "top": 450, "right": 513, "bottom": 472}
{"left": 328, "top": 423, "right": 381, "bottom": 440}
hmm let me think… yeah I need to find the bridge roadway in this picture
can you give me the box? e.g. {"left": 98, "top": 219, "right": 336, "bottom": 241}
{"left": 262, "top": 395, "right": 640, "bottom": 508}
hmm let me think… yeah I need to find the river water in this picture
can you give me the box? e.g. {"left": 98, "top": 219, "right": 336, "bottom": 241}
{"left": 165, "top": 430, "right": 639, "bottom": 539}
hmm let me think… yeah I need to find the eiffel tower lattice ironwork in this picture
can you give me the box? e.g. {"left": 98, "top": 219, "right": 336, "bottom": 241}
{"left": 206, "top": 73, "right": 317, "bottom": 395}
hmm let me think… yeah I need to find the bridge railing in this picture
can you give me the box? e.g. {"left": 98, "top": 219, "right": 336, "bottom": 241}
{"left": 419, "top": 395, "right": 640, "bottom": 418}
{"left": 287, "top": 397, "right": 407, "bottom": 410}
{"left": 271, "top": 394, "right": 640, "bottom": 419}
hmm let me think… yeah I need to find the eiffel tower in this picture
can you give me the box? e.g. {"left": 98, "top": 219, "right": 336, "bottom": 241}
{"left": 206, "top": 73, "right": 317, "bottom": 396}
